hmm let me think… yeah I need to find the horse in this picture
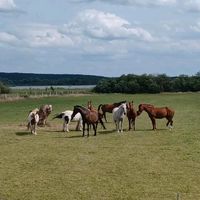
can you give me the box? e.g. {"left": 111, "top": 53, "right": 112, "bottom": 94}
{"left": 87, "top": 100, "right": 106, "bottom": 130}
{"left": 127, "top": 101, "right": 137, "bottom": 131}
{"left": 53, "top": 110, "right": 82, "bottom": 132}
{"left": 27, "top": 108, "right": 40, "bottom": 135}
{"left": 113, "top": 103, "right": 127, "bottom": 133}
{"left": 38, "top": 104, "right": 52, "bottom": 126}
{"left": 98, "top": 100, "right": 126, "bottom": 122}
{"left": 71, "top": 105, "right": 104, "bottom": 137}
{"left": 137, "top": 104, "right": 175, "bottom": 130}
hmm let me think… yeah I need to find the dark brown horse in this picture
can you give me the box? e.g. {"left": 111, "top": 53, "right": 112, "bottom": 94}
{"left": 98, "top": 100, "right": 126, "bottom": 122}
{"left": 137, "top": 104, "right": 175, "bottom": 130}
{"left": 127, "top": 101, "right": 137, "bottom": 131}
{"left": 87, "top": 100, "right": 106, "bottom": 130}
{"left": 71, "top": 105, "right": 104, "bottom": 137}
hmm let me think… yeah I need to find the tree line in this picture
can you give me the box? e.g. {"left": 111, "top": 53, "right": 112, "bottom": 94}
{"left": 93, "top": 73, "right": 200, "bottom": 94}
{"left": 0, "top": 72, "right": 107, "bottom": 86}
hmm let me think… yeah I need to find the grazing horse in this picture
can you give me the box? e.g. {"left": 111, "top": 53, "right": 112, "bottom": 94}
{"left": 98, "top": 100, "right": 126, "bottom": 122}
{"left": 137, "top": 104, "right": 175, "bottom": 130}
{"left": 113, "top": 103, "right": 127, "bottom": 133}
{"left": 27, "top": 108, "right": 40, "bottom": 135}
{"left": 71, "top": 105, "right": 104, "bottom": 137}
{"left": 53, "top": 110, "right": 82, "bottom": 132}
{"left": 87, "top": 100, "right": 106, "bottom": 129}
{"left": 127, "top": 101, "right": 137, "bottom": 131}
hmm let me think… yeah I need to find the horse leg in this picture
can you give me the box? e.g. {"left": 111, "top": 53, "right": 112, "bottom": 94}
{"left": 132, "top": 118, "right": 136, "bottom": 131}
{"left": 120, "top": 119, "right": 123, "bottom": 133}
{"left": 128, "top": 119, "right": 131, "bottom": 131}
{"left": 104, "top": 112, "right": 107, "bottom": 123}
{"left": 34, "top": 124, "right": 37, "bottom": 135}
{"left": 27, "top": 122, "right": 30, "bottom": 131}
{"left": 63, "top": 121, "right": 66, "bottom": 132}
{"left": 166, "top": 117, "right": 173, "bottom": 129}
{"left": 117, "top": 122, "right": 120, "bottom": 133}
{"left": 150, "top": 117, "right": 156, "bottom": 130}
{"left": 100, "top": 118, "right": 106, "bottom": 129}
{"left": 82, "top": 122, "right": 85, "bottom": 137}
{"left": 87, "top": 123, "right": 90, "bottom": 137}
{"left": 66, "top": 123, "right": 69, "bottom": 132}
{"left": 93, "top": 124, "right": 97, "bottom": 136}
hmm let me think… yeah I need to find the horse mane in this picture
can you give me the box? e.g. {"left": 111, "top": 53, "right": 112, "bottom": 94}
{"left": 113, "top": 101, "right": 126, "bottom": 106}
{"left": 139, "top": 103, "right": 154, "bottom": 108}
{"left": 98, "top": 104, "right": 103, "bottom": 111}
{"left": 74, "top": 105, "right": 89, "bottom": 111}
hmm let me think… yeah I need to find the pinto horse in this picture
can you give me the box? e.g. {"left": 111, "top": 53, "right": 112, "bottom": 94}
{"left": 98, "top": 100, "right": 126, "bottom": 122}
{"left": 137, "top": 104, "right": 175, "bottom": 130}
{"left": 71, "top": 105, "right": 104, "bottom": 137}
{"left": 127, "top": 101, "right": 137, "bottom": 131}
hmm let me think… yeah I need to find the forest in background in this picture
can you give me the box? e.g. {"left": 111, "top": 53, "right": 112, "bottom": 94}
{"left": 94, "top": 73, "right": 200, "bottom": 93}
{"left": 0, "top": 72, "right": 200, "bottom": 94}
{"left": 0, "top": 72, "right": 107, "bottom": 86}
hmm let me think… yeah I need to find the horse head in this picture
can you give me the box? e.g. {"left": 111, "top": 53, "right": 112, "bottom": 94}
{"left": 121, "top": 103, "right": 127, "bottom": 115}
{"left": 71, "top": 105, "right": 80, "bottom": 120}
{"left": 137, "top": 104, "right": 144, "bottom": 116}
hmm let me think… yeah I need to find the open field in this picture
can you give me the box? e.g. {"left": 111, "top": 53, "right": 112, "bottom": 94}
{"left": 0, "top": 93, "right": 200, "bottom": 200}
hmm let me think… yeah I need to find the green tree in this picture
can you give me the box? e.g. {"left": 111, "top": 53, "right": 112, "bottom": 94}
{"left": 0, "top": 81, "right": 10, "bottom": 94}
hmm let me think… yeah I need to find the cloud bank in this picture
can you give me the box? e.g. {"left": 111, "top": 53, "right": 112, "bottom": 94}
{"left": 0, "top": 0, "right": 16, "bottom": 12}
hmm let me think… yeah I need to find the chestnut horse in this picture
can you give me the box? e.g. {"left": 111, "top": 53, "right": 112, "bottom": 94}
{"left": 71, "top": 105, "right": 104, "bottom": 137}
{"left": 137, "top": 104, "right": 175, "bottom": 130}
{"left": 87, "top": 100, "right": 106, "bottom": 130}
{"left": 127, "top": 101, "right": 137, "bottom": 131}
{"left": 98, "top": 100, "right": 126, "bottom": 122}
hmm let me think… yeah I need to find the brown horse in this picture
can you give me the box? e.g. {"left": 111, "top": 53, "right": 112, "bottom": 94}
{"left": 71, "top": 105, "right": 104, "bottom": 137}
{"left": 137, "top": 104, "right": 175, "bottom": 130}
{"left": 98, "top": 100, "right": 126, "bottom": 122}
{"left": 87, "top": 100, "right": 106, "bottom": 130}
{"left": 127, "top": 101, "right": 137, "bottom": 131}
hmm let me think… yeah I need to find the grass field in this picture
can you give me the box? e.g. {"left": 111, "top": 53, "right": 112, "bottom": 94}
{"left": 0, "top": 93, "right": 200, "bottom": 200}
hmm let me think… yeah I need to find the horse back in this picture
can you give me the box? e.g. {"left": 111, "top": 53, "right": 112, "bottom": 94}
{"left": 102, "top": 104, "right": 115, "bottom": 113}
{"left": 152, "top": 107, "right": 174, "bottom": 119}
{"left": 85, "top": 112, "right": 98, "bottom": 123}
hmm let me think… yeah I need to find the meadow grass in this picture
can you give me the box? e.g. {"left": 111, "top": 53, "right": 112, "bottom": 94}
{"left": 0, "top": 93, "right": 200, "bottom": 200}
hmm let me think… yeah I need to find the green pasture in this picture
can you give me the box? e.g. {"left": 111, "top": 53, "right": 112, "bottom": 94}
{"left": 0, "top": 93, "right": 200, "bottom": 200}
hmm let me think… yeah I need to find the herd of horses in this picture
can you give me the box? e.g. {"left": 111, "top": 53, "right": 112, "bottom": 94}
{"left": 27, "top": 100, "right": 175, "bottom": 136}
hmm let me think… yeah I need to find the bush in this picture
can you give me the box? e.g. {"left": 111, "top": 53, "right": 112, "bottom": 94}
{"left": 0, "top": 81, "right": 10, "bottom": 94}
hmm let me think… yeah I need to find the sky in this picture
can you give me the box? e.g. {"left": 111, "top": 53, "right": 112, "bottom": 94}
{"left": 0, "top": 0, "right": 200, "bottom": 77}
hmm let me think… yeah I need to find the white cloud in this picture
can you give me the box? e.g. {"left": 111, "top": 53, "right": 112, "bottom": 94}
{"left": 66, "top": 9, "right": 153, "bottom": 42}
{"left": 20, "top": 24, "right": 74, "bottom": 47}
{"left": 190, "top": 21, "right": 200, "bottom": 32}
{"left": 0, "top": 0, "right": 16, "bottom": 11}
{"left": 0, "top": 32, "right": 18, "bottom": 43}
{"left": 181, "top": 0, "right": 200, "bottom": 12}
{"left": 70, "top": 0, "right": 176, "bottom": 6}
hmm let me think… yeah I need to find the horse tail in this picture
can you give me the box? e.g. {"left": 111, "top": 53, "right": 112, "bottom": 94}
{"left": 52, "top": 113, "right": 64, "bottom": 120}
{"left": 98, "top": 104, "right": 103, "bottom": 112}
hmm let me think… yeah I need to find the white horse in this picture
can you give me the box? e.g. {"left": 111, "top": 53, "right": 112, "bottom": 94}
{"left": 113, "top": 103, "right": 127, "bottom": 133}
{"left": 53, "top": 110, "right": 82, "bottom": 132}
{"left": 27, "top": 108, "right": 40, "bottom": 135}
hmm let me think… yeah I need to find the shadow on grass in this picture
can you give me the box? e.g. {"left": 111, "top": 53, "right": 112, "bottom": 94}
{"left": 51, "top": 132, "right": 84, "bottom": 139}
{"left": 16, "top": 131, "right": 30, "bottom": 136}
{"left": 98, "top": 129, "right": 116, "bottom": 135}
{"left": 135, "top": 128, "right": 169, "bottom": 132}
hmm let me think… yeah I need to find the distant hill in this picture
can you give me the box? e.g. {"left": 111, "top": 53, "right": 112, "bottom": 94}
{"left": 0, "top": 72, "right": 108, "bottom": 86}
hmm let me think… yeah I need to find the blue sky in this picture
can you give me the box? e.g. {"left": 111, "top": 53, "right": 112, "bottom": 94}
{"left": 0, "top": 0, "right": 200, "bottom": 76}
